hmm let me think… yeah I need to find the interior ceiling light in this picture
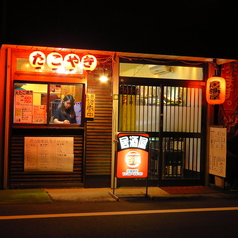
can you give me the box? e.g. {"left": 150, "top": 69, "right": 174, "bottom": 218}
{"left": 99, "top": 75, "right": 108, "bottom": 82}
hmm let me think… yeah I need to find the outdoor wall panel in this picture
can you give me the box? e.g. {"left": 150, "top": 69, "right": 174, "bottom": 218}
{"left": 85, "top": 69, "right": 113, "bottom": 177}
{"left": 9, "top": 134, "right": 83, "bottom": 188}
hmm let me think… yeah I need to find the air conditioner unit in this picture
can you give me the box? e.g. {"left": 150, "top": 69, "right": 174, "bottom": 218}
{"left": 149, "top": 65, "right": 173, "bottom": 75}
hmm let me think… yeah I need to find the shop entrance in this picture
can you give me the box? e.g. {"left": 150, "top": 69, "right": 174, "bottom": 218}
{"left": 119, "top": 69, "right": 206, "bottom": 186}
{"left": 8, "top": 78, "right": 85, "bottom": 188}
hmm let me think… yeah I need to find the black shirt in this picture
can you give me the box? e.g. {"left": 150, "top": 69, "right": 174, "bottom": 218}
{"left": 54, "top": 107, "right": 76, "bottom": 124}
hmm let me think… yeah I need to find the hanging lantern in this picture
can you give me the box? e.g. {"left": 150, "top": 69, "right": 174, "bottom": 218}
{"left": 64, "top": 54, "right": 80, "bottom": 70}
{"left": 47, "top": 52, "right": 63, "bottom": 70}
{"left": 29, "top": 51, "right": 46, "bottom": 69}
{"left": 206, "top": 76, "right": 226, "bottom": 105}
{"left": 81, "top": 55, "right": 97, "bottom": 71}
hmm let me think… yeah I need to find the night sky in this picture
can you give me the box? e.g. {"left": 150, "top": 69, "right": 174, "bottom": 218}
{"left": 1, "top": 0, "right": 237, "bottom": 59}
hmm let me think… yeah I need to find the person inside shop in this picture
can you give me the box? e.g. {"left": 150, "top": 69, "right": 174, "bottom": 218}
{"left": 53, "top": 95, "right": 76, "bottom": 124}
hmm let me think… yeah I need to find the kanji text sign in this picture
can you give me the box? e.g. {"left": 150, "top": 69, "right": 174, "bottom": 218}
{"left": 116, "top": 133, "right": 149, "bottom": 178}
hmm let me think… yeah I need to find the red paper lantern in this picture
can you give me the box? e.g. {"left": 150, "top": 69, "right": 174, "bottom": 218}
{"left": 47, "top": 52, "right": 63, "bottom": 70}
{"left": 29, "top": 51, "right": 46, "bottom": 69}
{"left": 64, "top": 54, "right": 80, "bottom": 70}
{"left": 206, "top": 76, "right": 226, "bottom": 104}
{"left": 81, "top": 55, "right": 97, "bottom": 71}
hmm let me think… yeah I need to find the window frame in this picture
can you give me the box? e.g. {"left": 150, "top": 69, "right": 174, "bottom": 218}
{"left": 12, "top": 80, "right": 85, "bottom": 129}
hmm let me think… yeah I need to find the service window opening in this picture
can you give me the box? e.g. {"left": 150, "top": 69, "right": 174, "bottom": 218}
{"left": 13, "top": 82, "right": 83, "bottom": 125}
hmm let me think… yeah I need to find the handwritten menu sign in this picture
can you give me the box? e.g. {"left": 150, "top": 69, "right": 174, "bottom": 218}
{"left": 14, "top": 90, "right": 33, "bottom": 123}
{"left": 24, "top": 137, "right": 74, "bottom": 172}
{"left": 85, "top": 93, "right": 95, "bottom": 118}
{"left": 33, "top": 105, "right": 46, "bottom": 124}
{"left": 209, "top": 127, "right": 227, "bottom": 177}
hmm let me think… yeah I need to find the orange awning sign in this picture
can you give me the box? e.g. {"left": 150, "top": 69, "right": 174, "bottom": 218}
{"left": 29, "top": 51, "right": 97, "bottom": 72}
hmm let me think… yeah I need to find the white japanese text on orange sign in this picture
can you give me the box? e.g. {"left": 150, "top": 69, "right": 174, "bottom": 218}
{"left": 119, "top": 135, "right": 149, "bottom": 150}
{"left": 117, "top": 134, "right": 149, "bottom": 178}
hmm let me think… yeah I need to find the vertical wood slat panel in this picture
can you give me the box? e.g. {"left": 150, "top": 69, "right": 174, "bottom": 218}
{"left": 9, "top": 134, "right": 83, "bottom": 188}
{"left": 85, "top": 68, "right": 113, "bottom": 175}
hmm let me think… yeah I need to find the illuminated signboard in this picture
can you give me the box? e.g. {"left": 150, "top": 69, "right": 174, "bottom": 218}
{"left": 81, "top": 55, "right": 97, "bottom": 71}
{"left": 29, "top": 51, "right": 46, "bottom": 69}
{"left": 64, "top": 54, "right": 80, "bottom": 70}
{"left": 47, "top": 52, "right": 63, "bottom": 70}
{"left": 206, "top": 76, "right": 226, "bottom": 105}
{"left": 116, "top": 133, "right": 149, "bottom": 178}
{"left": 29, "top": 51, "right": 97, "bottom": 72}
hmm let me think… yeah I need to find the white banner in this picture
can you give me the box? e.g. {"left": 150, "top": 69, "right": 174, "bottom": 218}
{"left": 209, "top": 127, "right": 227, "bottom": 178}
{"left": 24, "top": 137, "right": 74, "bottom": 172}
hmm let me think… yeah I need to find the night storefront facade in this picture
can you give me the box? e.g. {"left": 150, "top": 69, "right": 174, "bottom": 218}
{"left": 0, "top": 44, "right": 237, "bottom": 189}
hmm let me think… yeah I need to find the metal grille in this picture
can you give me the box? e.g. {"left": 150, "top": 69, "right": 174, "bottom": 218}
{"left": 119, "top": 85, "right": 161, "bottom": 132}
{"left": 119, "top": 83, "right": 204, "bottom": 183}
{"left": 163, "top": 86, "right": 202, "bottom": 133}
{"left": 161, "top": 137, "right": 201, "bottom": 180}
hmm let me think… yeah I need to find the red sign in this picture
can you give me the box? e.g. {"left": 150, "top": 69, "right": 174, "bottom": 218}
{"left": 219, "top": 63, "right": 238, "bottom": 133}
{"left": 116, "top": 133, "right": 149, "bottom": 178}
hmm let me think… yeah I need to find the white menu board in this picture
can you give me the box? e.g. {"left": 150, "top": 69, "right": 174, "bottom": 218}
{"left": 24, "top": 137, "right": 74, "bottom": 172}
{"left": 209, "top": 127, "right": 227, "bottom": 178}
{"left": 14, "top": 90, "right": 33, "bottom": 123}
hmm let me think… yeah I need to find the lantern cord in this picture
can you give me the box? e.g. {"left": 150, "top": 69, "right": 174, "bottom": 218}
{"left": 213, "top": 59, "right": 221, "bottom": 76}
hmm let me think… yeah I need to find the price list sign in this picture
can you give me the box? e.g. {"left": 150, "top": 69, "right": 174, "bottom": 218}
{"left": 209, "top": 127, "right": 227, "bottom": 178}
{"left": 24, "top": 137, "right": 74, "bottom": 172}
{"left": 33, "top": 105, "right": 46, "bottom": 123}
{"left": 14, "top": 90, "right": 33, "bottom": 123}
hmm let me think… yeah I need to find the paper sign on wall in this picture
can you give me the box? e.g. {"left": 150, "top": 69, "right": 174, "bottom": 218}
{"left": 209, "top": 127, "right": 227, "bottom": 178}
{"left": 33, "top": 105, "right": 46, "bottom": 123}
{"left": 85, "top": 93, "right": 95, "bottom": 118}
{"left": 14, "top": 90, "right": 33, "bottom": 123}
{"left": 24, "top": 137, "right": 74, "bottom": 172}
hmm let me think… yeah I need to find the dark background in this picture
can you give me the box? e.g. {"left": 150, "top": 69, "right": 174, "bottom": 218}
{"left": 1, "top": 0, "right": 237, "bottom": 59}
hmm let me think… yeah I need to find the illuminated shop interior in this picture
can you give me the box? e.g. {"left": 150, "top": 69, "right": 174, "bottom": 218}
{"left": 118, "top": 62, "right": 204, "bottom": 181}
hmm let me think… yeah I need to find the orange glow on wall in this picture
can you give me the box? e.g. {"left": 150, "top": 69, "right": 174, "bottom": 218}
{"left": 47, "top": 52, "right": 63, "bottom": 70}
{"left": 81, "top": 55, "right": 97, "bottom": 71}
{"left": 206, "top": 76, "right": 226, "bottom": 105}
{"left": 29, "top": 51, "right": 46, "bottom": 69}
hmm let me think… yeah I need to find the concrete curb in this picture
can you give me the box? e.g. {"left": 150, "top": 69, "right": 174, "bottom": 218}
{"left": 45, "top": 187, "right": 234, "bottom": 202}
{"left": 0, "top": 186, "right": 237, "bottom": 204}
